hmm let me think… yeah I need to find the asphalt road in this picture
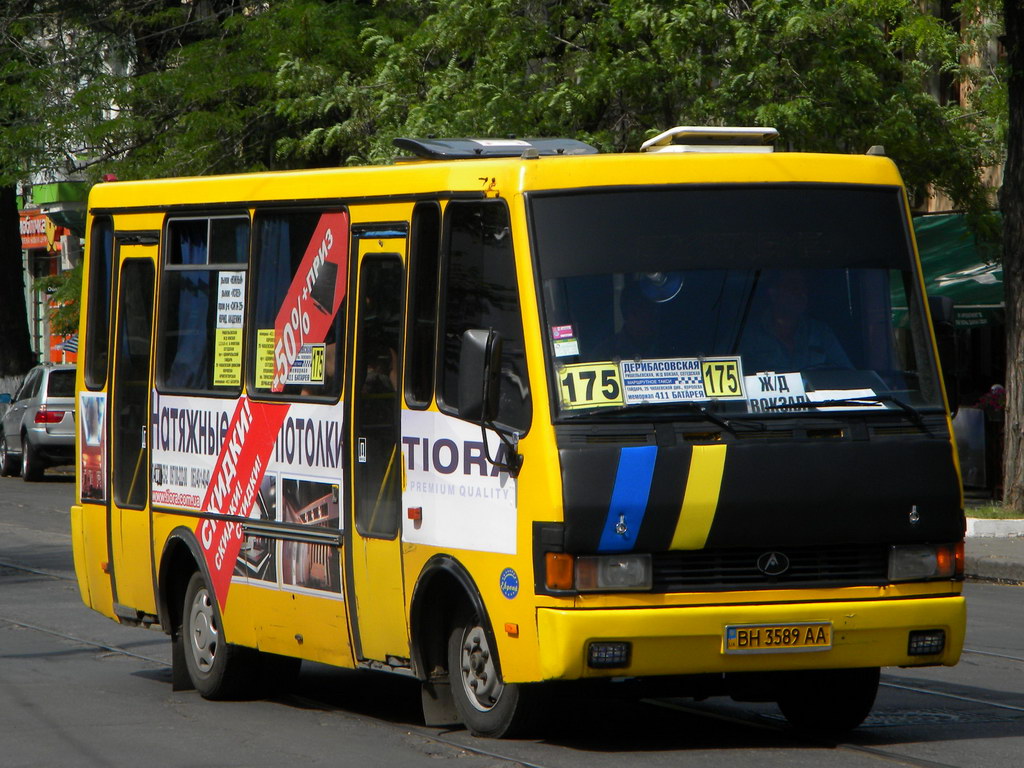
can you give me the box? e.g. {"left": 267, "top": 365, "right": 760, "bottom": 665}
{"left": 2, "top": 475, "right": 1022, "bottom": 768}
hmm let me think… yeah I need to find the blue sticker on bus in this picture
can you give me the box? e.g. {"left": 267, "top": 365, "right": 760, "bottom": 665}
{"left": 499, "top": 568, "right": 519, "bottom": 599}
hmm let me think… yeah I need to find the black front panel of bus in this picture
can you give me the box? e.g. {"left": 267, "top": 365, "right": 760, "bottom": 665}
{"left": 558, "top": 435, "right": 962, "bottom": 554}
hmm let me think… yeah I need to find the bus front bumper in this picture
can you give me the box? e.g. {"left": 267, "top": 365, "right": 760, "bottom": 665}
{"left": 535, "top": 594, "right": 965, "bottom": 681}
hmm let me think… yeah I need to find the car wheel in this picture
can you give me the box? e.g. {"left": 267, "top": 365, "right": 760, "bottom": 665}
{"left": 777, "top": 667, "right": 880, "bottom": 736}
{"left": 447, "top": 607, "right": 533, "bottom": 738}
{"left": 0, "top": 435, "right": 19, "bottom": 477}
{"left": 181, "top": 571, "right": 254, "bottom": 699}
{"left": 20, "top": 438, "right": 42, "bottom": 482}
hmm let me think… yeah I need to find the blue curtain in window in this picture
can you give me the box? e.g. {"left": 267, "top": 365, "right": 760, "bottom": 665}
{"left": 166, "top": 227, "right": 210, "bottom": 389}
{"left": 255, "top": 216, "right": 293, "bottom": 330}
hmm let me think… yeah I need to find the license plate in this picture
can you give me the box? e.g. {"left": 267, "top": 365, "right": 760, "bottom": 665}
{"left": 724, "top": 622, "right": 832, "bottom": 654}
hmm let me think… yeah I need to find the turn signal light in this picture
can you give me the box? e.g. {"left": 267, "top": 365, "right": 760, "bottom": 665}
{"left": 935, "top": 542, "right": 964, "bottom": 579}
{"left": 545, "top": 552, "right": 574, "bottom": 590}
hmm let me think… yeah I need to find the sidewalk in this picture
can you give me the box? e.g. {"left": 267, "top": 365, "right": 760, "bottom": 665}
{"left": 965, "top": 518, "right": 1024, "bottom": 584}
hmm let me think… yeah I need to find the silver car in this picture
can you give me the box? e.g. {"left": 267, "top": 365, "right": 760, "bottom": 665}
{"left": 0, "top": 364, "right": 76, "bottom": 481}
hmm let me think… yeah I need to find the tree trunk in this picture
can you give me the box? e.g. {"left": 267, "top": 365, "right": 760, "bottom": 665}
{"left": 1002, "top": 1, "right": 1024, "bottom": 512}
{"left": 0, "top": 185, "right": 37, "bottom": 378}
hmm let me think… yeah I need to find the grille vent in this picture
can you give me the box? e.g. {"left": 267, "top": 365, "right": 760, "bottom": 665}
{"left": 651, "top": 544, "right": 889, "bottom": 592}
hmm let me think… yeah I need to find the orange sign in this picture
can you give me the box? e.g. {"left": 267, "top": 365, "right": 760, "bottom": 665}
{"left": 19, "top": 211, "right": 66, "bottom": 251}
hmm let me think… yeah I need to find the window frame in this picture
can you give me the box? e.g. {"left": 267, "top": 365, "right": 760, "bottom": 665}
{"left": 246, "top": 205, "right": 349, "bottom": 404}
{"left": 434, "top": 198, "right": 532, "bottom": 434}
{"left": 155, "top": 212, "right": 251, "bottom": 397}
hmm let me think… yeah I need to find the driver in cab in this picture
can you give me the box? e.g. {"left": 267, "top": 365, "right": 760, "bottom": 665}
{"left": 741, "top": 270, "right": 851, "bottom": 373}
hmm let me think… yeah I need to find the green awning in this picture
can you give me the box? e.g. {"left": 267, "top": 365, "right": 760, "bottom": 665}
{"left": 894, "top": 213, "right": 1004, "bottom": 328}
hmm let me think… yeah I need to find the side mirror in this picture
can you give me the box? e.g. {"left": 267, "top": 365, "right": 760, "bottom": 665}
{"left": 928, "top": 295, "right": 959, "bottom": 414}
{"left": 458, "top": 328, "right": 502, "bottom": 424}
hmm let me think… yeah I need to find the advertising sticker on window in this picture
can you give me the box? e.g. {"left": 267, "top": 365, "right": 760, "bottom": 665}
{"left": 213, "top": 271, "right": 245, "bottom": 387}
{"left": 619, "top": 358, "right": 707, "bottom": 404}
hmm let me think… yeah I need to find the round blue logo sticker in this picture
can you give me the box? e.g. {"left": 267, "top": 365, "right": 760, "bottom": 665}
{"left": 499, "top": 568, "right": 519, "bottom": 599}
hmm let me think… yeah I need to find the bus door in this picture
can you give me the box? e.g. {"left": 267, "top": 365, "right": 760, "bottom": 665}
{"left": 346, "top": 234, "right": 408, "bottom": 663}
{"left": 108, "top": 252, "right": 157, "bottom": 617}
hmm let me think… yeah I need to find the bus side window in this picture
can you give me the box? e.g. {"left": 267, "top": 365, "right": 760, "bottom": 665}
{"left": 158, "top": 215, "right": 249, "bottom": 394}
{"left": 84, "top": 216, "right": 114, "bottom": 390}
{"left": 437, "top": 200, "right": 531, "bottom": 433}
{"left": 405, "top": 202, "right": 441, "bottom": 409}
{"left": 250, "top": 208, "right": 347, "bottom": 400}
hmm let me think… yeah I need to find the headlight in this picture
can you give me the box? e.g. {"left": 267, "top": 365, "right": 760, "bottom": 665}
{"left": 888, "top": 543, "right": 963, "bottom": 582}
{"left": 576, "top": 554, "right": 652, "bottom": 591}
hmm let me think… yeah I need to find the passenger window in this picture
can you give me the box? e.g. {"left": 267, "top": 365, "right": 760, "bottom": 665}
{"left": 158, "top": 215, "right": 250, "bottom": 394}
{"left": 438, "top": 201, "right": 531, "bottom": 432}
{"left": 249, "top": 208, "right": 349, "bottom": 400}
{"left": 405, "top": 202, "right": 441, "bottom": 409}
{"left": 84, "top": 217, "right": 114, "bottom": 390}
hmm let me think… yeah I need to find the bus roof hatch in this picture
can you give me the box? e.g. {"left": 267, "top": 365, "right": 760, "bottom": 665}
{"left": 393, "top": 136, "right": 599, "bottom": 160}
{"left": 640, "top": 126, "right": 779, "bottom": 154}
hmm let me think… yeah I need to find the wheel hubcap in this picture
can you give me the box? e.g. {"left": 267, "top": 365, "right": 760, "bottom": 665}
{"left": 188, "top": 587, "right": 218, "bottom": 673}
{"left": 459, "top": 625, "right": 502, "bottom": 711}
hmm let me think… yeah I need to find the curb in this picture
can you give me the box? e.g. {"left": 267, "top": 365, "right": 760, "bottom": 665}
{"left": 965, "top": 517, "right": 1024, "bottom": 538}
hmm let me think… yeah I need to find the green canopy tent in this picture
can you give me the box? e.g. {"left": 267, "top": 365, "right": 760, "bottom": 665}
{"left": 894, "top": 213, "right": 1004, "bottom": 328}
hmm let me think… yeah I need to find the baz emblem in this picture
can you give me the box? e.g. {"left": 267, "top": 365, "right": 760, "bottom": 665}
{"left": 756, "top": 551, "right": 791, "bottom": 576}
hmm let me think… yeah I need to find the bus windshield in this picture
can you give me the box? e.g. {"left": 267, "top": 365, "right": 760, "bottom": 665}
{"left": 530, "top": 184, "right": 943, "bottom": 419}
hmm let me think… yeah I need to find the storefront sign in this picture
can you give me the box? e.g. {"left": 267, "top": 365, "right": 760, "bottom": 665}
{"left": 19, "top": 211, "right": 66, "bottom": 251}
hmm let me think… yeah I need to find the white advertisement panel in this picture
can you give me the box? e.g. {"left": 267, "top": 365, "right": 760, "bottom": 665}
{"left": 150, "top": 393, "right": 344, "bottom": 510}
{"left": 401, "top": 410, "right": 517, "bottom": 555}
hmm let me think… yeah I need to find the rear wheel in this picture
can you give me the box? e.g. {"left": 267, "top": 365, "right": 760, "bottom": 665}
{"left": 0, "top": 435, "right": 19, "bottom": 476}
{"left": 182, "top": 571, "right": 253, "bottom": 699}
{"left": 777, "top": 667, "right": 880, "bottom": 736}
{"left": 447, "top": 608, "right": 531, "bottom": 738}
{"left": 20, "top": 438, "right": 42, "bottom": 482}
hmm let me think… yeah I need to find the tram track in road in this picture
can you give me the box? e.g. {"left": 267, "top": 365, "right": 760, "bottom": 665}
{"left": 0, "top": 557, "right": 170, "bottom": 667}
{"left": 876, "top": 644, "right": 1024, "bottom": 716}
{"left": 644, "top": 696, "right": 975, "bottom": 768}
{"left": 0, "top": 557, "right": 75, "bottom": 582}
{"left": 0, "top": 615, "right": 169, "bottom": 666}
{"left": 962, "top": 647, "right": 1024, "bottom": 664}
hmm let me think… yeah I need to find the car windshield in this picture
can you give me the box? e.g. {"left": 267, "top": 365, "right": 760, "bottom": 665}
{"left": 529, "top": 185, "right": 942, "bottom": 420}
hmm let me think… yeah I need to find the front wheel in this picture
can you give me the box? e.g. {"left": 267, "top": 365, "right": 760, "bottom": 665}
{"left": 182, "top": 571, "right": 253, "bottom": 699}
{"left": 447, "top": 609, "right": 531, "bottom": 738}
{"left": 777, "top": 667, "right": 879, "bottom": 735}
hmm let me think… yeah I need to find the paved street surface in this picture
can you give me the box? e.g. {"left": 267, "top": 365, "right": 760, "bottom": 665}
{"left": 965, "top": 535, "right": 1024, "bottom": 583}
{"left": 2, "top": 475, "right": 1022, "bottom": 767}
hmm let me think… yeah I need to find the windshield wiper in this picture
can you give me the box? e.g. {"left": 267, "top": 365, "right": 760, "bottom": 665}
{"left": 762, "top": 394, "right": 928, "bottom": 429}
{"left": 562, "top": 402, "right": 765, "bottom": 434}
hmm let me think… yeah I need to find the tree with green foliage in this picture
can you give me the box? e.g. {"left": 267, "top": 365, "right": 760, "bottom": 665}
{"left": 0, "top": 1, "right": 60, "bottom": 376}
{"left": 70, "top": 0, "right": 390, "bottom": 179}
{"left": 276, "top": 0, "right": 1001, "bottom": 216}
{"left": 7, "top": 0, "right": 1024, "bottom": 509}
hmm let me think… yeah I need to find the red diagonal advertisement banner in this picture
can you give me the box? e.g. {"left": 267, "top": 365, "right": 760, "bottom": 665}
{"left": 271, "top": 212, "right": 349, "bottom": 392}
{"left": 195, "top": 211, "right": 349, "bottom": 610}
